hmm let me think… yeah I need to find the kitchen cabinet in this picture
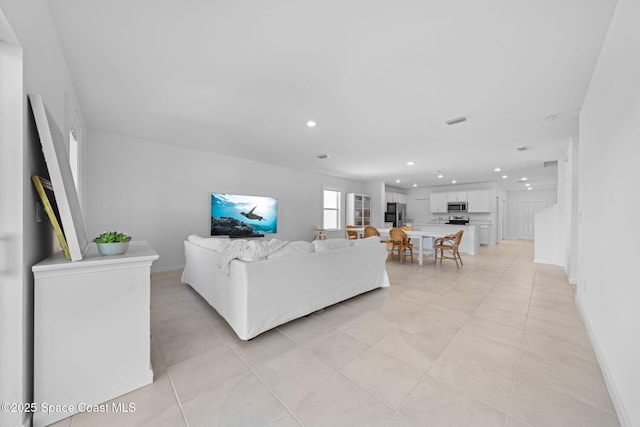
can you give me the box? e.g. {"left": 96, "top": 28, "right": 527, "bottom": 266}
{"left": 430, "top": 192, "right": 448, "bottom": 213}
{"left": 346, "top": 193, "right": 371, "bottom": 226}
{"left": 447, "top": 191, "right": 467, "bottom": 202}
{"left": 479, "top": 225, "right": 491, "bottom": 245}
{"left": 467, "top": 190, "right": 492, "bottom": 213}
{"left": 31, "top": 241, "right": 159, "bottom": 427}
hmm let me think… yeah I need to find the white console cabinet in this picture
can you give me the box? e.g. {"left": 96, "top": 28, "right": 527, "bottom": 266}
{"left": 32, "top": 241, "right": 158, "bottom": 427}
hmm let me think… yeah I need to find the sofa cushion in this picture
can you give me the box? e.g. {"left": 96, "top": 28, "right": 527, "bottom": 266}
{"left": 188, "top": 234, "right": 231, "bottom": 251}
{"left": 267, "top": 241, "right": 315, "bottom": 259}
{"left": 312, "top": 238, "right": 350, "bottom": 252}
{"left": 350, "top": 236, "right": 381, "bottom": 247}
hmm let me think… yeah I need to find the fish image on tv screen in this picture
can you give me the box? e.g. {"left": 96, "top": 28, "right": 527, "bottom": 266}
{"left": 211, "top": 193, "right": 278, "bottom": 236}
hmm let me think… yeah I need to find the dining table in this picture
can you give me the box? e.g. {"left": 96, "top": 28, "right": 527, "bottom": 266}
{"left": 379, "top": 228, "right": 446, "bottom": 266}
{"left": 348, "top": 227, "right": 445, "bottom": 266}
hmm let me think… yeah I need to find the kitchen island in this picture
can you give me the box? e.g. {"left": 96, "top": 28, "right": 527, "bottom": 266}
{"left": 410, "top": 224, "right": 480, "bottom": 256}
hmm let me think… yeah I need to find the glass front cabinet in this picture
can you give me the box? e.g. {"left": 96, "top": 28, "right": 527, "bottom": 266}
{"left": 346, "top": 193, "right": 371, "bottom": 226}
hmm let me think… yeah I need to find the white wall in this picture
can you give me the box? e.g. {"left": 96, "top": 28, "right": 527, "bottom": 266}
{"left": 0, "top": 2, "right": 86, "bottom": 427}
{"left": 365, "top": 180, "right": 386, "bottom": 228}
{"left": 534, "top": 140, "right": 577, "bottom": 274}
{"left": 85, "top": 130, "right": 370, "bottom": 271}
{"left": 577, "top": 0, "right": 640, "bottom": 424}
{"left": 505, "top": 189, "right": 556, "bottom": 239}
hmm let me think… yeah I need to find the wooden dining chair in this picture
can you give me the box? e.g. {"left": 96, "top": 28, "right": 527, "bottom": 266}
{"left": 401, "top": 225, "right": 413, "bottom": 244}
{"left": 346, "top": 225, "right": 359, "bottom": 240}
{"left": 365, "top": 225, "right": 393, "bottom": 259}
{"left": 389, "top": 227, "right": 414, "bottom": 263}
{"left": 363, "top": 225, "right": 380, "bottom": 238}
{"left": 433, "top": 229, "right": 464, "bottom": 267}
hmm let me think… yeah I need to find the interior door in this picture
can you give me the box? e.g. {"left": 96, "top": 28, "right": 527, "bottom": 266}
{"left": 518, "top": 201, "right": 546, "bottom": 240}
{"left": 416, "top": 198, "right": 429, "bottom": 224}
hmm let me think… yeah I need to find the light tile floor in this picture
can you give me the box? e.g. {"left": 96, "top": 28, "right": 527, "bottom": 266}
{"left": 52, "top": 240, "right": 620, "bottom": 427}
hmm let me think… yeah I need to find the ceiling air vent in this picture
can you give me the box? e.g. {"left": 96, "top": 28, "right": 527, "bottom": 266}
{"left": 544, "top": 160, "right": 558, "bottom": 168}
{"left": 316, "top": 154, "right": 330, "bottom": 159}
{"left": 445, "top": 116, "right": 467, "bottom": 126}
{"left": 517, "top": 146, "right": 528, "bottom": 151}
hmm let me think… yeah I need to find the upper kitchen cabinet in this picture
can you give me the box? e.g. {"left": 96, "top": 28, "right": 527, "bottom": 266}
{"left": 467, "top": 190, "right": 492, "bottom": 213}
{"left": 430, "top": 192, "right": 448, "bottom": 213}
{"left": 447, "top": 191, "right": 467, "bottom": 202}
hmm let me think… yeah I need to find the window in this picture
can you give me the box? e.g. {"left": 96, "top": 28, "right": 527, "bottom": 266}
{"left": 322, "top": 187, "right": 341, "bottom": 230}
{"left": 66, "top": 97, "right": 82, "bottom": 200}
{"left": 69, "top": 129, "right": 79, "bottom": 191}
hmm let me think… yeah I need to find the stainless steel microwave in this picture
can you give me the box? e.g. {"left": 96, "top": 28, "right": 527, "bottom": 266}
{"left": 447, "top": 202, "right": 467, "bottom": 212}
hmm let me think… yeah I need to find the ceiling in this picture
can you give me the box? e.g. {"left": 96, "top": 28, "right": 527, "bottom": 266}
{"left": 47, "top": 0, "right": 617, "bottom": 191}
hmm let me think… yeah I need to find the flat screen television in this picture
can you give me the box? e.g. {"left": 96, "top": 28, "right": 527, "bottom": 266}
{"left": 211, "top": 193, "right": 278, "bottom": 237}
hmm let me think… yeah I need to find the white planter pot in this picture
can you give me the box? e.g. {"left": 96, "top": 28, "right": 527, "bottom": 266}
{"left": 96, "top": 241, "right": 130, "bottom": 256}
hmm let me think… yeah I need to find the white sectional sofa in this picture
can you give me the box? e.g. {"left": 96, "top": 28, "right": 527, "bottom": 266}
{"left": 181, "top": 235, "right": 390, "bottom": 340}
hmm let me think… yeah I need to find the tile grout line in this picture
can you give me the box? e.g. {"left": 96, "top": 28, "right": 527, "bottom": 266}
{"left": 228, "top": 340, "right": 306, "bottom": 427}
{"left": 276, "top": 326, "right": 404, "bottom": 426}
{"left": 278, "top": 312, "right": 428, "bottom": 426}
{"left": 153, "top": 329, "right": 191, "bottom": 427}
{"left": 426, "top": 249, "right": 536, "bottom": 420}
{"left": 385, "top": 259, "right": 515, "bottom": 425}
{"left": 501, "top": 246, "right": 537, "bottom": 427}
{"left": 151, "top": 276, "right": 192, "bottom": 427}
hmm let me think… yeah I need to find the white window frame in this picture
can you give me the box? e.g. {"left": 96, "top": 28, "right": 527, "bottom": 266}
{"left": 322, "top": 185, "right": 342, "bottom": 231}
{"left": 69, "top": 129, "right": 79, "bottom": 191}
{"left": 66, "top": 95, "right": 82, "bottom": 204}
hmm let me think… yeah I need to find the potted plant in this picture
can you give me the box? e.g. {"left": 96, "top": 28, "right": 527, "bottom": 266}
{"left": 93, "top": 231, "right": 132, "bottom": 256}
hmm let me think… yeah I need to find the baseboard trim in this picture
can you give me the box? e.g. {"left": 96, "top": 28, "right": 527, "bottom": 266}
{"left": 151, "top": 264, "right": 184, "bottom": 273}
{"left": 532, "top": 257, "right": 562, "bottom": 266}
{"left": 575, "top": 293, "right": 631, "bottom": 427}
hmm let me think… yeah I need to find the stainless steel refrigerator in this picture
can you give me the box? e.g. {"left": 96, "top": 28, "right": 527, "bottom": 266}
{"left": 385, "top": 203, "right": 406, "bottom": 227}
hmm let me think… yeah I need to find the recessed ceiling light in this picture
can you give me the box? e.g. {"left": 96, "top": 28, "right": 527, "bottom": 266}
{"left": 525, "top": 183, "right": 531, "bottom": 187}
{"left": 306, "top": 120, "right": 317, "bottom": 128}
{"left": 395, "top": 179, "right": 401, "bottom": 183}
{"left": 451, "top": 180, "right": 457, "bottom": 184}
{"left": 502, "top": 175, "right": 508, "bottom": 179}
{"left": 413, "top": 184, "right": 417, "bottom": 187}
{"left": 527, "top": 187, "right": 533, "bottom": 191}
{"left": 437, "top": 174, "right": 444, "bottom": 179}
{"left": 494, "top": 167, "right": 501, "bottom": 172}
{"left": 406, "top": 161, "right": 415, "bottom": 166}
{"left": 521, "top": 177, "right": 528, "bottom": 181}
